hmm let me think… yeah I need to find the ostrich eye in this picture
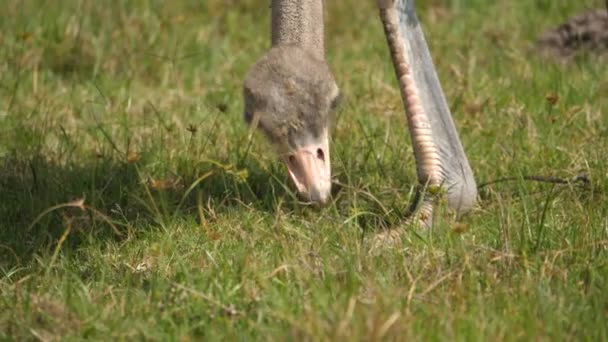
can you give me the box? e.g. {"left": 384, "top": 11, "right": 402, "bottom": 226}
{"left": 244, "top": 110, "right": 253, "bottom": 123}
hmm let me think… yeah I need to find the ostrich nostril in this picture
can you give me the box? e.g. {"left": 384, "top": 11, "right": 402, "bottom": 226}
{"left": 316, "top": 148, "right": 325, "bottom": 162}
{"left": 288, "top": 155, "right": 296, "bottom": 165}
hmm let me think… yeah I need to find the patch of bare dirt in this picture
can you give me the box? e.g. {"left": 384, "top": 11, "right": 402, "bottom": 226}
{"left": 537, "top": 7, "right": 608, "bottom": 61}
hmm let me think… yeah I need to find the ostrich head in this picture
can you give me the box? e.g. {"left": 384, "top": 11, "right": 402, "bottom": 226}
{"left": 243, "top": 45, "right": 340, "bottom": 203}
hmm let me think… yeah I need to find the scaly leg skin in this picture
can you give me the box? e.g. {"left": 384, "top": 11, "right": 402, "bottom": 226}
{"left": 369, "top": 193, "right": 434, "bottom": 251}
{"left": 371, "top": 0, "right": 477, "bottom": 248}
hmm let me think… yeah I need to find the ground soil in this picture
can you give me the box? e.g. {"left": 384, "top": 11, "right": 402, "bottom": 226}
{"left": 537, "top": 7, "right": 608, "bottom": 61}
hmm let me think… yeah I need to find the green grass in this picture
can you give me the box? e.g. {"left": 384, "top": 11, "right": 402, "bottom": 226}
{"left": 1, "top": 0, "right": 607, "bottom": 340}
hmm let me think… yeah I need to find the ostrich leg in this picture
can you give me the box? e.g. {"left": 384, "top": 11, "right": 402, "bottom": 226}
{"left": 377, "top": 0, "right": 477, "bottom": 225}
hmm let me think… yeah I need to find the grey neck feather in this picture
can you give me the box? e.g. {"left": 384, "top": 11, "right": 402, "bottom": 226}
{"left": 271, "top": 0, "right": 325, "bottom": 60}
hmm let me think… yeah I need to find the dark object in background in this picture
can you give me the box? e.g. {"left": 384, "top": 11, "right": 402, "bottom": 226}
{"left": 537, "top": 8, "right": 608, "bottom": 61}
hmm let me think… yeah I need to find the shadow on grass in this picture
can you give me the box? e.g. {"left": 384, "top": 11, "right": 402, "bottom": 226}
{"left": 0, "top": 151, "right": 297, "bottom": 268}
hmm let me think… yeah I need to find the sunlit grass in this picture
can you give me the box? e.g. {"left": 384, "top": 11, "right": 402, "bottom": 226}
{"left": 1, "top": 0, "right": 607, "bottom": 340}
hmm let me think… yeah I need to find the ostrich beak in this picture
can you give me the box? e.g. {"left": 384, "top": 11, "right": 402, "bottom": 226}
{"left": 284, "top": 137, "right": 331, "bottom": 204}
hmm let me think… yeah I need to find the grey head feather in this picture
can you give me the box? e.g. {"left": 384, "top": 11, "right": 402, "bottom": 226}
{"left": 243, "top": 45, "right": 340, "bottom": 151}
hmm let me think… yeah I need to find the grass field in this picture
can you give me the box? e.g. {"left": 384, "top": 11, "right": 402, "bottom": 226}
{"left": 1, "top": 0, "right": 607, "bottom": 340}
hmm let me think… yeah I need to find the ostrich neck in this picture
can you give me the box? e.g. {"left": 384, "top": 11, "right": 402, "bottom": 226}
{"left": 271, "top": 0, "right": 325, "bottom": 60}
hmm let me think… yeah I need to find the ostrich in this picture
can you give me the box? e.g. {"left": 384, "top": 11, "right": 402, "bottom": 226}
{"left": 243, "top": 0, "right": 477, "bottom": 225}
